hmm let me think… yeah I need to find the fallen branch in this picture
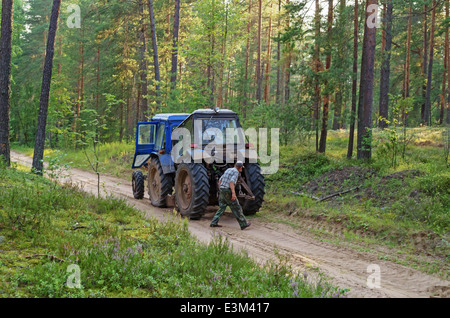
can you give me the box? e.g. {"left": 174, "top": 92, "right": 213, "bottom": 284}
{"left": 290, "top": 191, "right": 320, "bottom": 201}
{"left": 318, "top": 187, "right": 360, "bottom": 202}
{"left": 71, "top": 226, "right": 89, "bottom": 230}
{"left": 25, "top": 254, "right": 65, "bottom": 263}
{"left": 291, "top": 186, "right": 360, "bottom": 202}
{"left": 122, "top": 227, "right": 140, "bottom": 231}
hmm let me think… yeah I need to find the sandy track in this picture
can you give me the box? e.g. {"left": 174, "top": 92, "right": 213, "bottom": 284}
{"left": 10, "top": 150, "right": 449, "bottom": 298}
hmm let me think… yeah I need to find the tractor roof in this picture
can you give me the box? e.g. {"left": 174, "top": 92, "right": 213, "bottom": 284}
{"left": 151, "top": 109, "right": 238, "bottom": 126}
{"left": 151, "top": 113, "right": 190, "bottom": 122}
{"left": 192, "top": 108, "right": 236, "bottom": 115}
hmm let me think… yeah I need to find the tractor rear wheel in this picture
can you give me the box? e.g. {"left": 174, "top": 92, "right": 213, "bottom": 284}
{"left": 132, "top": 170, "right": 145, "bottom": 199}
{"left": 242, "top": 163, "right": 265, "bottom": 215}
{"left": 175, "top": 163, "right": 210, "bottom": 220}
{"left": 148, "top": 157, "right": 173, "bottom": 207}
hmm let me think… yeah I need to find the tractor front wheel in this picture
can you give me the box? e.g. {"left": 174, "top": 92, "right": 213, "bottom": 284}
{"left": 148, "top": 157, "right": 173, "bottom": 207}
{"left": 132, "top": 170, "right": 145, "bottom": 200}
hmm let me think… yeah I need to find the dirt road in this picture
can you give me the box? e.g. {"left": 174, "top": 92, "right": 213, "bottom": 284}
{"left": 11, "top": 151, "right": 449, "bottom": 298}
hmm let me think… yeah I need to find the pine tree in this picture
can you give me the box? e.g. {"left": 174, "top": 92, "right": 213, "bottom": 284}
{"left": 0, "top": 0, "right": 14, "bottom": 166}
{"left": 32, "top": 0, "right": 61, "bottom": 175}
{"left": 357, "top": 0, "right": 378, "bottom": 160}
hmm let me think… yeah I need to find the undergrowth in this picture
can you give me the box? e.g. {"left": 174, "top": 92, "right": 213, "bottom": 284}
{"left": 0, "top": 165, "right": 342, "bottom": 298}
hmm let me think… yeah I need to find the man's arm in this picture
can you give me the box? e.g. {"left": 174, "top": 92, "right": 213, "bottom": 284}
{"left": 230, "top": 169, "right": 239, "bottom": 201}
{"left": 230, "top": 181, "right": 236, "bottom": 201}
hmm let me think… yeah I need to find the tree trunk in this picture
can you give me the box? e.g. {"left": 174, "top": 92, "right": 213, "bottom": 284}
{"left": 32, "top": 0, "right": 61, "bottom": 175}
{"left": 356, "top": 0, "right": 378, "bottom": 161}
{"left": 421, "top": 4, "right": 428, "bottom": 124}
{"left": 404, "top": 6, "right": 412, "bottom": 99}
{"left": 284, "top": 0, "right": 291, "bottom": 105}
{"left": 264, "top": 2, "right": 273, "bottom": 104}
{"left": 318, "top": 0, "right": 333, "bottom": 153}
{"left": 276, "top": 0, "right": 281, "bottom": 105}
{"left": 441, "top": 0, "right": 449, "bottom": 124}
{"left": 242, "top": 0, "right": 252, "bottom": 118}
{"left": 378, "top": 0, "right": 392, "bottom": 129}
{"left": 170, "top": 0, "right": 181, "bottom": 89}
{"left": 313, "top": 0, "right": 322, "bottom": 152}
{"left": 256, "top": 0, "right": 262, "bottom": 103}
{"left": 0, "top": 0, "right": 14, "bottom": 167}
{"left": 218, "top": 1, "right": 229, "bottom": 108}
{"left": 424, "top": 0, "right": 436, "bottom": 126}
{"left": 332, "top": 0, "right": 346, "bottom": 130}
{"left": 73, "top": 27, "right": 85, "bottom": 143}
{"left": 120, "top": 84, "right": 124, "bottom": 142}
{"left": 79, "top": 29, "right": 85, "bottom": 125}
{"left": 207, "top": 1, "right": 216, "bottom": 109}
{"left": 447, "top": 0, "right": 450, "bottom": 125}
{"left": 148, "top": 0, "right": 161, "bottom": 111}
{"left": 138, "top": 0, "right": 148, "bottom": 120}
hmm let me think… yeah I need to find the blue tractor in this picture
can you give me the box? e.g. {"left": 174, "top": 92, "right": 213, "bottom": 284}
{"left": 131, "top": 109, "right": 265, "bottom": 220}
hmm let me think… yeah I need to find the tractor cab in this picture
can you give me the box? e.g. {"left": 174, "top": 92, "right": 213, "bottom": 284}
{"left": 176, "top": 108, "right": 244, "bottom": 146}
{"left": 132, "top": 113, "right": 189, "bottom": 169}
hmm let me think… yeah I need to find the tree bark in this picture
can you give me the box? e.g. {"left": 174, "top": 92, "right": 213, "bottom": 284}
{"left": 78, "top": 29, "right": 85, "bottom": 129}
{"left": 218, "top": 1, "right": 229, "bottom": 108}
{"left": 32, "top": 0, "right": 61, "bottom": 175}
{"left": 264, "top": 2, "right": 273, "bottom": 104}
{"left": 356, "top": 0, "right": 378, "bottom": 161}
{"left": 276, "top": 0, "right": 282, "bottom": 105}
{"left": 148, "top": 0, "right": 161, "bottom": 111}
{"left": 332, "top": 0, "right": 347, "bottom": 131}
{"left": 120, "top": 84, "right": 124, "bottom": 142}
{"left": 318, "top": 0, "right": 333, "bottom": 153}
{"left": 284, "top": 0, "right": 291, "bottom": 105}
{"left": 441, "top": 0, "right": 449, "bottom": 124}
{"left": 138, "top": 0, "right": 149, "bottom": 120}
{"left": 447, "top": 0, "right": 450, "bottom": 125}
{"left": 313, "top": 0, "right": 322, "bottom": 152}
{"left": 0, "top": 0, "right": 14, "bottom": 167}
{"left": 256, "top": 0, "right": 262, "bottom": 103}
{"left": 207, "top": 1, "right": 216, "bottom": 109}
{"left": 424, "top": 0, "right": 436, "bottom": 126}
{"left": 170, "top": 0, "right": 181, "bottom": 89}
{"left": 96, "top": 11, "right": 101, "bottom": 114}
{"left": 404, "top": 5, "right": 412, "bottom": 99}
{"left": 421, "top": 4, "right": 428, "bottom": 124}
{"left": 378, "top": 0, "right": 392, "bottom": 129}
{"left": 242, "top": 0, "right": 252, "bottom": 118}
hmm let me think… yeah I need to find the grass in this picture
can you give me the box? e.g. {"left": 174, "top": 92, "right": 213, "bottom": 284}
{"left": 12, "top": 141, "right": 135, "bottom": 180}
{"left": 0, "top": 164, "right": 343, "bottom": 298}
{"left": 10, "top": 127, "right": 450, "bottom": 278}
{"left": 261, "top": 127, "right": 449, "bottom": 277}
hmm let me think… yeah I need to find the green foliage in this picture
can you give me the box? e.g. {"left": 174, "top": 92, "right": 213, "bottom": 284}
{"left": 376, "top": 96, "right": 415, "bottom": 168}
{"left": 266, "top": 149, "right": 333, "bottom": 191}
{"left": 0, "top": 167, "right": 342, "bottom": 298}
{"left": 262, "top": 128, "right": 449, "bottom": 261}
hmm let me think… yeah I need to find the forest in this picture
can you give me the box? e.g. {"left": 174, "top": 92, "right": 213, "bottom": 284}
{"left": 0, "top": 0, "right": 449, "bottom": 170}
{"left": 1, "top": 0, "right": 449, "bottom": 299}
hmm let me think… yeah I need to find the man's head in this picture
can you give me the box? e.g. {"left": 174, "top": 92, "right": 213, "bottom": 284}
{"left": 235, "top": 160, "right": 244, "bottom": 172}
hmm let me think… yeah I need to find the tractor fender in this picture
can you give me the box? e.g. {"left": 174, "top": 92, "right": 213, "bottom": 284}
{"left": 158, "top": 153, "right": 176, "bottom": 174}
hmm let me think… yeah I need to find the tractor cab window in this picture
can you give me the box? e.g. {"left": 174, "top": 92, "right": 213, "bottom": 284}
{"left": 155, "top": 123, "right": 166, "bottom": 150}
{"left": 199, "top": 118, "right": 243, "bottom": 145}
{"left": 138, "top": 123, "right": 156, "bottom": 145}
